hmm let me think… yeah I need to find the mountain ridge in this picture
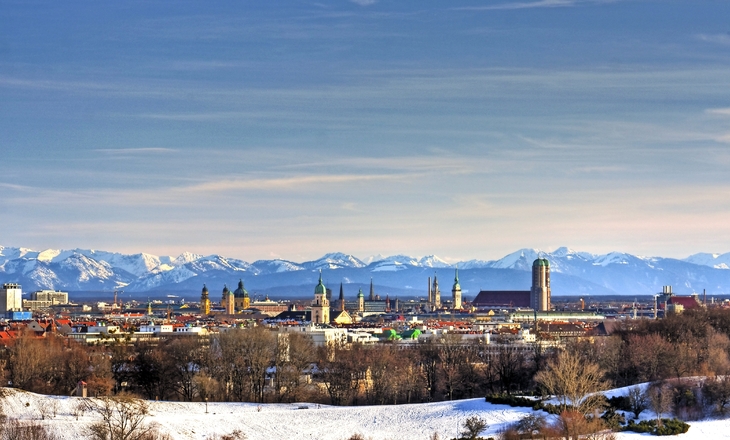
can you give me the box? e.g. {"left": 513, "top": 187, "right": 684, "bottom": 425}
{"left": 1, "top": 245, "right": 729, "bottom": 298}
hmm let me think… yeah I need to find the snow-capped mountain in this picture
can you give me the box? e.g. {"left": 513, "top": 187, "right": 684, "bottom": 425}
{"left": 2, "top": 245, "right": 730, "bottom": 298}
{"left": 684, "top": 252, "right": 730, "bottom": 270}
{"left": 301, "top": 253, "right": 366, "bottom": 270}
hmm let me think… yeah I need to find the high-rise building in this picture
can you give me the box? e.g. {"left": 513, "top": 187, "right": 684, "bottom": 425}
{"left": 1, "top": 283, "right": 22, "bottom": 311}
{"left": 311, "top": 271, "right": 330, "bottom": 324}
{"left": 530, "top": 258, "right": 551, "bottom": 311}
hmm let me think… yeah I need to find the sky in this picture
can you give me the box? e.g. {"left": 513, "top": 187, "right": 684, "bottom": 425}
{"left": 2, "top": 0, "right": 730, "bottom": 263}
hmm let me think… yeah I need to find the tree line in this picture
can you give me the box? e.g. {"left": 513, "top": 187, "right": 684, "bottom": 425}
{"left": 3, "top": 308, "right": 730, "bottom": 407}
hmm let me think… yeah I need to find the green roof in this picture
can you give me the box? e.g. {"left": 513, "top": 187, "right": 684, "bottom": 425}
{"left": 314, "top": 271, "right": 326, "bottom": 295}
{"left": 533, "top": 258, "right": 550, "bottom": 267}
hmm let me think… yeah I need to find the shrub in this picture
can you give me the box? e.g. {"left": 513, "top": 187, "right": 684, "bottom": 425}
{"left": 623, "top": 418, "right": 690, "bottom": 436}
{"left": 1, "top": 419, "right": 59, "bottom": 440}
{"left": 606, "top": 396, "right": 631, "bottom": 412}
{"left": 600, "top": 407, "right": 625, "bottom": 431}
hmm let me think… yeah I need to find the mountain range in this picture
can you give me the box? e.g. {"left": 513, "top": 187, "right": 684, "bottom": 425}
{"left": 2, "top": 246, "right": 730, "bottom": 300}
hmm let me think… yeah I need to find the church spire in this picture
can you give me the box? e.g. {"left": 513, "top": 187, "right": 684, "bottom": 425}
{"left": 369, "top": 277, "right": 374, "bottom": 301}
{"left": 339, "top": 282, "right": 345, "bottom": 311}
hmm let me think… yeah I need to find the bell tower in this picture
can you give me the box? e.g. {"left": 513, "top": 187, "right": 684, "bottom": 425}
{"left": 200, "top": 284, "right": 211, "bottom": 315}
{"left": 452, "top": 267, "right": 462, "bottom": 310}
{"left": 311, "top": 271, "right": 330, "bottom": 324}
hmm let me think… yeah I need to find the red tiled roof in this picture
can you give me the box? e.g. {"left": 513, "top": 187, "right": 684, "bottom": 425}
{"left": 669, "top": 296, "right": 702, "bottom": 309}
{"left": 473, "top": 291, "right": 530, "bottom": 308}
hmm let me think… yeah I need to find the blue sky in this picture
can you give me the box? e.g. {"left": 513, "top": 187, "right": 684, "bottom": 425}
{"left": 2, "top": 0, "right": 730, "bottom": 262}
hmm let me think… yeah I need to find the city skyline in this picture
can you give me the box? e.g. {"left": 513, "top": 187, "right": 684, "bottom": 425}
{"left": 2, "top": 1, "right": 730, "bottom": 262}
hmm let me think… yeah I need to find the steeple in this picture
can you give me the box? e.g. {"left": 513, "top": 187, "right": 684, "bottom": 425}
{"left": 369, "top": 277, "right": 374, "bottom": 301}
{"left": 452, "top": 265, "right": 462, "bottom": 310}
{"left": 339, "top": 282, "right": 345, "bottom": 312}
{"left": 432, "top": 273, "right": 441, "bottom": 309}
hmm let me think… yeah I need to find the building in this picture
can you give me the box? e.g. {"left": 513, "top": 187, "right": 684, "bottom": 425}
{"left": 23, "top": 289, "right": 69, "bottom": 311}
{"left": 200, "top": 285, "right": 211, "bottom": 315}
{"left": 249, "top": 297, "right": 288, "bottom": 316}
{"left": 452, "top": 268, "right": 462, "bottom": 310}
{"left": 530, "top": 258, "right": 551, "bottom": 312}
{"left": 472, "top": 257, "right": 552, "bottom": 311}
{"left": 311, "top": 271, "right": 330, "bottom": 324}
{"left": 233, "top": 279, "right": 250, "bottom": 310}
{"left": 223, "top": 285, "right": 235, "bottom": 314}
{"left": 431, "top": 274, "right": 441, "bottom": 309}
{"left": 1, "top": 283, "right": 22, "bottom": 312}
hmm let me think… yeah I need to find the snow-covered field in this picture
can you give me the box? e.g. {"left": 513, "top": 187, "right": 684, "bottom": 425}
{"left": 2, "top": 388, "right": 730, "bottom": 440}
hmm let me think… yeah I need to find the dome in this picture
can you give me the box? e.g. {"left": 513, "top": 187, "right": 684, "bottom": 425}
{"left": 222, "top": 285, "right": 229, "bottom": 294}
{"left": 233, "top": 279, "right": 248, "bottom": 298}
{"left": 533, "top": 258, "right": 550, "bottom": 267}
{"left": 314, "top": 272, "right": 326, "bottom": 295}
{"left": 357, "top": 288, "right": 364, "bottom": 298}
{"left": 201, "top": 284, "right": 208, "bottom": 293}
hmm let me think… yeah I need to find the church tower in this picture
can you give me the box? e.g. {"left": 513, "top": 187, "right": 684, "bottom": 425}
{"left": 224, "top": 285, "right": 235, "bottom": 315}
{"left": 200, "top": 284, "right": 211, "bottom": 315}
{"left": 530, "top": 258, "right": 551, "bottom": 311}
{"left": 357, "top": 288, "right": 365, "bottom": 313}
{"left": 432, "top": 274, "right": 441, "bottom": 309}
{"left": 338, "top": 282, "right": 345, "bottom": 312}
{"left": 311, "top": 271, "right": 330, "bottom": 324}
{"left": 222, "top": 285, "right": 229, "bottom": 304}
{"left": 369, "top": 278, "right": 375, "bottom": 301}
{"left": 452, "top": 267, "right": 462, "bottom": 310}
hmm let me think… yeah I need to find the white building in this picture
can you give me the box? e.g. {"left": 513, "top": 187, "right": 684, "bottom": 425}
{"left": 1, "top": 283, "right": 23, "bottom": 311}
{"left": 23, "top": 289, "right": 69, "bottom": 310}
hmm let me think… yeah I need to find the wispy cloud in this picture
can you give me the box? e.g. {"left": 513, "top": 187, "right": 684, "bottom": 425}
{"left": 707, "top": 108, "right": 730, "bottom": 116}
{"left": 697, "top": 33, "right": 730, "bottom": 46}
{"left": 178, "top": 173, "right": 405, "bottom": 193}
{"left": 453, "top": 0, "right": 615, "bottom": 11}
{"left": 94, "top": 148, "right": 178, "bottom": 155}
{"left": 350, "top": 0, "right": 377, "bottom": 6}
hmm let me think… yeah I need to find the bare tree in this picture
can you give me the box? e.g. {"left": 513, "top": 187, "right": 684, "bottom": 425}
{"left": 1, "top": 419, "right": 59, "bottom": 440}
{"left": 627, "top": 386, "right": 646, "bottom": 418}
{"left": 646, "top": 382, "right": 673, "bottom": 427}
{"left": 85, "top": 395, "right": 157, "bottom": 440}
{"left": 535, "top": 349, "right": 608, "bottom": 415}
{"left": 436, "top": 333, "right": 464, "bottom": 400}
{"left": 703, "top": 375, "right": 730, "bottom": 414}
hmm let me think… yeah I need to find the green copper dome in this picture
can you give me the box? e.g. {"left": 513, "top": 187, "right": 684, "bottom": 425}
{"left": 233, "top": 279, "right": 248, "bottom": 298}
{"left": 533, "top": 258, "right": 550, "bottom": 267}
{"left": 202, "top": 284, "right": 208, "bottom": 293}
{"left": 314, "top": 271, "right": 326, "bottom": 295}
{"left": 357, "top": 288, "right": 364, "bottom": 298}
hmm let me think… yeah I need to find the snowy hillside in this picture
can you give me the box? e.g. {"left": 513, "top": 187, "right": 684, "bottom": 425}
{"left": 0, "top": 387, "right": 723, "bottom": 440}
